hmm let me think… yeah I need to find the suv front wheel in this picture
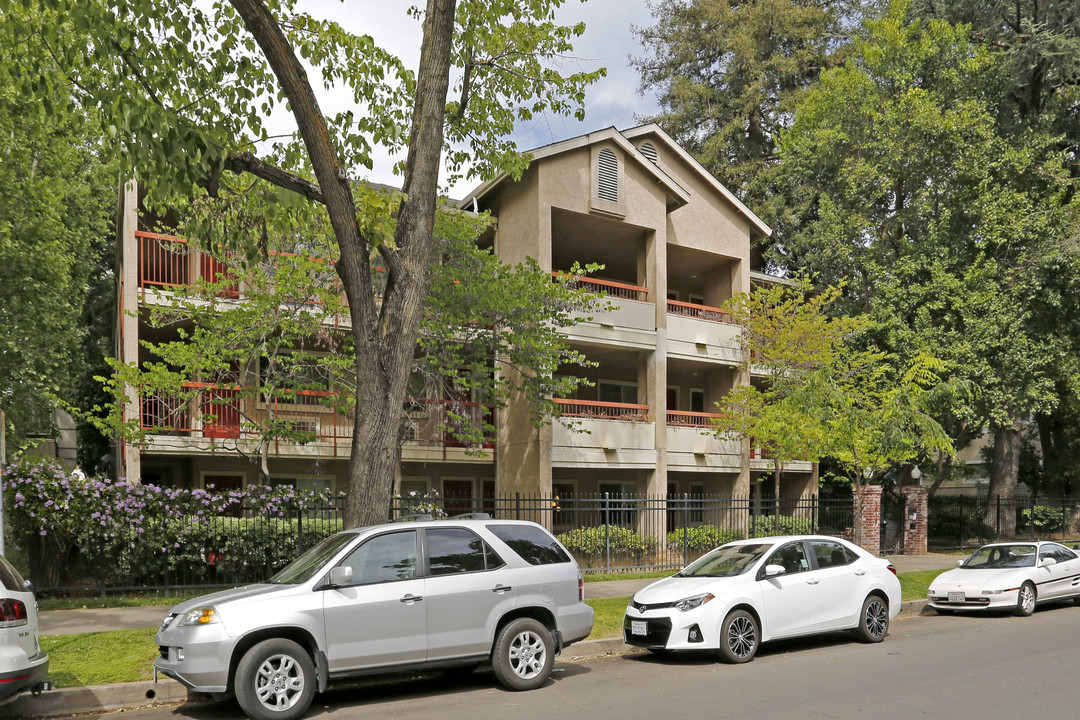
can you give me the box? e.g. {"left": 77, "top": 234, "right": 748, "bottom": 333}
{"left": 234, "top": 638, "right": 316, "bottom": 720}
{"left": 491, "top": 617, "right": 554, "bottom": 691}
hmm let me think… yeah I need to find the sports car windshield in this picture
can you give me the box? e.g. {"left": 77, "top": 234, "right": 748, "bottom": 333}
{"left": 679, "top": 542, "right": 773, "bottom": 577}
{"left": 961, "top": 544, "right": 1036, "bottom": 569}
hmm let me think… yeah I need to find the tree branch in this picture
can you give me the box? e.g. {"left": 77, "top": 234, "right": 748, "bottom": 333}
{"left": 221, "top": 152, "right": 325, "bottom": 203}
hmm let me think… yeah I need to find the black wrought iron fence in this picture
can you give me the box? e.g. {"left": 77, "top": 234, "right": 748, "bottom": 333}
{"left": 392, "top": 493, "right": 855, "bottom": 575}
{"left": 27, "top": 501, "right": 344, "bottom": 596}
{"left": 928, "top": 494, "right": 1080, "bottom": 550}
{"left": 29, "top": 492, "right": 856, "bottom": 595}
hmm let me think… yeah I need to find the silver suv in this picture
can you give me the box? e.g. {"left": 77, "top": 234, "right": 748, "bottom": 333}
{"left": 155, "top": 518, "right": 593, "bottom": 720}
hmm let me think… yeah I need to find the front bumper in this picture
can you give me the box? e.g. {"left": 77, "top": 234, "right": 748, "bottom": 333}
{"left": 928, "top": 588, "right": 1020, "bottom": 611}
{"left": 154, "top": 622, "right": 236, "bottom": 693}
{"left": 0, "top": 651, "right": 49, "bottom": 704}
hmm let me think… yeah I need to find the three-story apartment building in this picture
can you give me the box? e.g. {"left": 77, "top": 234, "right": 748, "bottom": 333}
{"left": 114, "top": 124, "right": 815, "bottom": 511}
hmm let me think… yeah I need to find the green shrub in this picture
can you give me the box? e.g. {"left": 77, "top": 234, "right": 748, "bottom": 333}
{"left": 556, "top": 525, "right": 658, "bottom": 557}
{"left": 748, "top": 515, "right": 814, "bottom": 538}
{"left": 1019, "top": 505, "right": 1067, "bottom": 533}
{"left": 666, "top": 525, "right": 743, "bottom": 552}
{"left": 928, "top": 502, "right": 993, "bottom": 546}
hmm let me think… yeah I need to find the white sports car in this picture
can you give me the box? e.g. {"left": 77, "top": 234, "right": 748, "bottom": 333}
{"left": 623, "top": 535, "right": 901, "bottom": 663}
{"left": 928, "top": 541, "right": 1080, "bottom": 616}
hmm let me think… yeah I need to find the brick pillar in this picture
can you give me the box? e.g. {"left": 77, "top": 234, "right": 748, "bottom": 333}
{"left": 853, "top": 485, "right": 882, "bottom": 555}
{"left": 901, "top": 486, "right": 929, "bottom": 556}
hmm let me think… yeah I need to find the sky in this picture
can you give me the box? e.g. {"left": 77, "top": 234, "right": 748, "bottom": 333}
{"left": 294, "top": 0, "right": 662, "bottom": 196}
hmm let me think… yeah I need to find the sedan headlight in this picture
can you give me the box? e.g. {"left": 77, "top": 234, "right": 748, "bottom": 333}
{"left": 674, "top": 593, "right": 715, "bottom": 612}
{"left": 178, "top": 606, "right": 220, "bottom": 627}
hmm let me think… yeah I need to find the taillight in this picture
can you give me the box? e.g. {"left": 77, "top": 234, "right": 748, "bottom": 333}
{"left": 578, "top": 575, "right": 584, "bottom": 602}
{"left": 0, "top": 599, "right": 28, "bottom": 628}
{"left": 886, "top": 564, "right": 897, "bottom": 576}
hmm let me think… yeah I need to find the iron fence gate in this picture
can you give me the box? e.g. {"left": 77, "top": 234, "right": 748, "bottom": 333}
{"left": 880, "top": 490, "right": 905, "bottom": 555}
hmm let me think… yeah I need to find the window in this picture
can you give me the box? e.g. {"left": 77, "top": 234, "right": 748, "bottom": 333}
{"left": 487, "top": 524, "right": 571, "bottom": 565}
{"left": 338, "top": 531, "right": 417, "bottom": 585}
{"left": 811, "top": 540, "right": 856, "bottom": 568}
{"left": 688, "top": 293, "right": 705, "bottom": 306}
{"left": 689, "top": 483, "right": 705, "bottom": 523}
{"left": 425, "top": 528, "right": 503, "bottom": 575}
{"left": 1041, "top": 543, "right": 1077, "bottom": 564}
{"left": 270, "top": 477, "right": 332, "bottom": 494}
{"left": 598, "top": 380, "right": 638, "bottom": 405}
{"left": 769, "top": 542, "right": 811, "bottom": 574}
{"left": 597, "top": 147, "right": 619, "bottom": 202}
{"left": 690, "top": 388, "right": 705, "bottom": 413}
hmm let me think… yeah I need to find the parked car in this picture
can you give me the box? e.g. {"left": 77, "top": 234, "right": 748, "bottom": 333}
{"left": 155, "top": 517, "right": 593, "bottom": 720}
{"left": 927, "top": 541, "right": 1080, "bottom": 616}
{"left": 0, "top": 554, "right": 49, "bottom": 704}
{"left": 623, "top": 535, "right": 900, "bottom": 662}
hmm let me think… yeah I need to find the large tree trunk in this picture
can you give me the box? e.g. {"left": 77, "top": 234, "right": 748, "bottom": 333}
{"left": 230, "top": 0, "right": 457, "bottom": 528}
{"left": 985, "top": 414, "right": 1022, "bottom": 537}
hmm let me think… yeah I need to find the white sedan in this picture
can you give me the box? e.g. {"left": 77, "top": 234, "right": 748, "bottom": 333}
{"left": 623, "top": 535, "right": 901, "bottom": 663}
{"left": 928, "top": 541, "right": 1080, "bottom": 616}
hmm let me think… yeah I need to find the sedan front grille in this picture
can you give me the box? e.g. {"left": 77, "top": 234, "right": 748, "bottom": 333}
{"left": 623, "top": 616, "right": 672, "bottom": 648}
{"left": 930, "top": 596, "right": 991, "bottom": 606}
{"left": 629, "top": 600, "right": 675, "bottom": 613}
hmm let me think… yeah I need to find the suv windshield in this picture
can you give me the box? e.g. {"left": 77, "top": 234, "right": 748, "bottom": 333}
{"left": 961, "top": 544, "right": 1036, "bottom": 569}
{"left": 679, "top": 542, "right": 773, "bottom": 577}
{"left": 270, "top": 531, "right": 358, "bottom": 584}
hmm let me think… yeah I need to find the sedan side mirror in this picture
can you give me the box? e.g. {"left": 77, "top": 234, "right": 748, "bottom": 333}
{"left": 327, "top": 566, "right": 353, "bottom": 587}
{"left": 763, "top": 564, "right": 786, "bottom": 578}
{"left": 1040, "top": 557, "right": 1057, "bottom": 567}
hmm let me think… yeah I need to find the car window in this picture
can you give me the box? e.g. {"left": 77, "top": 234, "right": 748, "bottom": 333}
{"left": 426, "top": 528, "right": 503, "bottom": 575}
{"left": 0, "top": 555, "right": 25, "bottom": 591}
{"left": 680, "top": 542, "right": 773, "bottom": 577}
{"left": 271, "top": 531, "right": 359, "bottom": 584}
{"left": 769, "top": 542, "right": 811, "bottom": 575}
{"left": 810, "top": 541, "right": 855, "bottom": 569}
{"left": 1045, "top": 544, "right": 1077, "bottom": 563}
{"left": 485, "top": 523, "right": 571, "bottom": 565}
{"left": 338, "top": 531, "right": 418, "bottom": 584}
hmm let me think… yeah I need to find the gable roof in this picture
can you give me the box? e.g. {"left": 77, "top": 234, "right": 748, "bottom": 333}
{"left": 622, "top": 124, "right": 772, "bottom": 240}
{"left": 459, "top": 125, "right": 771, "bottom": 240}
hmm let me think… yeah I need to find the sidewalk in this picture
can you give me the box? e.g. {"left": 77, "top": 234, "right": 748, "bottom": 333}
{"left": 38, "top": 553, "right": 960, "bottom": 635}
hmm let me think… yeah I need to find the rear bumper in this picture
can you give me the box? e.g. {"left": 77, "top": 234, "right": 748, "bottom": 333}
{"left": 557, "top": 603, "right": 595, "bottom": 648}
{"left": 0, "top": 652, "right": 49, "bottom": 704}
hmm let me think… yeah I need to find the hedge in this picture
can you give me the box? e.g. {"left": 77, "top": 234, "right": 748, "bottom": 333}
{"left": 666, "top": 525, "right": 743, "bottom": 552}
{"left": 748, "top": 515, "right": 815, "bottom": 538}
{"left": 556, "top": 525, "right": 658, "bottom": 557}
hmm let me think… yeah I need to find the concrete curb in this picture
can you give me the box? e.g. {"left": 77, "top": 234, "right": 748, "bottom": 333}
{"left": 10, "top": 601, "right": 933, "bottom": 718}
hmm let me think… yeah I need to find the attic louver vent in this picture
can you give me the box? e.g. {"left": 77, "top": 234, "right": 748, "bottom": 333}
{"left": 639, "top": 142, "right": 658, "bottom": 164}
{"left": 597, "top": 148, "right": 619, "bottom": 203}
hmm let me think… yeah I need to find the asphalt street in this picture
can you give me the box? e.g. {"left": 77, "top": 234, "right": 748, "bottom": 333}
{"left": 89, "top": 599, "right": 1080, "bottom": 720}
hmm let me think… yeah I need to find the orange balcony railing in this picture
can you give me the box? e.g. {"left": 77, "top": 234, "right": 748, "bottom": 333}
{"left": 136, "top": 231, "right": 239, "bottom": 298}
{"left": 551, "top": 272, "right": 648, "bottom": 302}
{"left": 553, "top": 398, "right": 650, "bottom": 421}
{"left": 667, "top": 299, "right": 733, "bottom": 324}
{"left": 138, "top": 386, "right": 495, "bottom": 455}
{"left": 666, "top": 410, "right": 724, "bottom": 428}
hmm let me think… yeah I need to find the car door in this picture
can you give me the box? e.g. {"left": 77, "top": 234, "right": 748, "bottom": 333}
{"left": 758, "top": 540, "right": 822, "bottom": 638}
{"left": 810, "top": 540, "right": 866, "bottom": 630}
{"left": 422, "top": 527, "right": 516, "bottom": 661}
{"left": 1037, "top": 544, "right": 1080, "bottom": 599}
{"left": 322, "top": 529, "right": 427, "bottom": 671}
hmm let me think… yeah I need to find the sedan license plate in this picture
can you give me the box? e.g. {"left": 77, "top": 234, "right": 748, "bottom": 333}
{"left": 631, "top": 620, "right": 647, "bottom": 636}
{"left": 948, "top": 591, "right": 965, "bottom": 603}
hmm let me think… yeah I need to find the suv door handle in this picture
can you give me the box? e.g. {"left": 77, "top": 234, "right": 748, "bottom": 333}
{"left": 806, "top": 577, "right": 820, "bottom": 585}
{"left": 400, "top": 594, "right": 424, "bottom": 603}
{"left": 492, "top": 585, "right": 513, "bottom": 593}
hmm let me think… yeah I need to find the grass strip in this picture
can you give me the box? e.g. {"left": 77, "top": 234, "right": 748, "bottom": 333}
{"left": 40, "top": 628, "right": 158, "bottom": 688}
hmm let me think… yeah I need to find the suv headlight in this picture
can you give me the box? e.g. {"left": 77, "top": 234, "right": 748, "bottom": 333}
{"left": 178, "top": 606, "right": 220, "bottom": 627}
{"left": 674, "top": 593, "right": 715, "bottom": 612}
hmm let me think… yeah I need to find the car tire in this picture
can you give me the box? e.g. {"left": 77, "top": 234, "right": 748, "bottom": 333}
{"left": 717, "top": 609, "right": 759, "bottom": 664}
{"left": 491, "top": 618, "right": 554, "bottom": 691}
{"left": 854, "top": 595, "right": 889, "bottom": 643}
{"left": 1014, "top": 582, "right": 1036, "bottom": 617}
{"left": 234, "top": 638, "right": 316, "bottom": 720}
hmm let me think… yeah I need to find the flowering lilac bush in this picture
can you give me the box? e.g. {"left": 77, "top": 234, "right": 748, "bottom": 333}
{"left": 2, "top": 457, "right": 345, "bottom": 589}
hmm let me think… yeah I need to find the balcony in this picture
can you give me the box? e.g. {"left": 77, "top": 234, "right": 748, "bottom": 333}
{"left": 551, "top": 399, "right": 656, "bottom": 468}
{"left": 137, "top": 385, "right": 493, "bottom": 458}
{"left": 666, "top": 411, "right": 741, "bottom": 471}
{"left": 553, "top": 273, "right": 656, "bottom": 347}
{"left": 666, "top": 298, "right": 741, "bottom": 364}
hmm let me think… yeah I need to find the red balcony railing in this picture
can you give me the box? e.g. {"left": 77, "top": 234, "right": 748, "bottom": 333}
{"left": 667, "top": 299, "right": 734, "bottom": 324}
{"left": 136, "top": 231, "right": 240, "bottom": 298}
{"left": 551, "top": 272, "right": 648, "bottom": 302}
{"left": 553, "top": 398, "right": 650, "bottom": 421}
{"left": 666, "top": 410, "right": 724, "bottom": 428}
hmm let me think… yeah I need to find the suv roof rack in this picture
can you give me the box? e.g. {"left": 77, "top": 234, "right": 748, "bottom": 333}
{"left": 448, "top": 512, "right": 492, "bottom": 520}
{"left": 392, "top": 513, "right": 434, "bottom": 523}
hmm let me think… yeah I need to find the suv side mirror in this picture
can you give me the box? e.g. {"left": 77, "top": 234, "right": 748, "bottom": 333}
{"left": 763, "top": 564, "right": 786, "bottom": 578}
{"left": 327, "top": 566, "right": 353, "bottom": 587}
{"left": 21, "top": 579, "right": 33, "bottom": 593}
